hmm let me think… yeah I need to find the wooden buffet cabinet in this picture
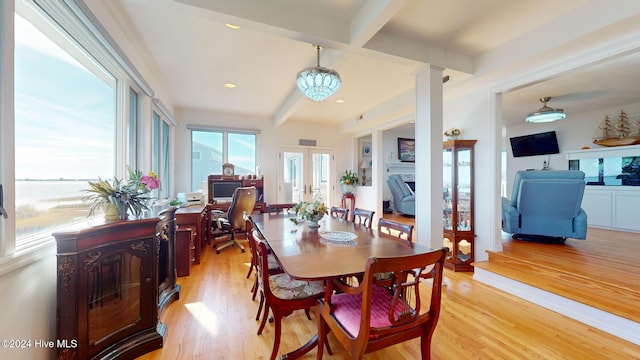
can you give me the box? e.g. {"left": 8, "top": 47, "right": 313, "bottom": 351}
{"left": 53, "top": 208, "right": 179, "bottom": 360}
{"left": 443, "top": 140, "right": 477, "bottom": 272}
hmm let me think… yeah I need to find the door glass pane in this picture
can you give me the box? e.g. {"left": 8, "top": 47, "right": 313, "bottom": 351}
{"left": 311, "top": 152, "right": 330, "bottom": 202}
{"left": 282, "top": 152, "right": 304, "bottom": 203}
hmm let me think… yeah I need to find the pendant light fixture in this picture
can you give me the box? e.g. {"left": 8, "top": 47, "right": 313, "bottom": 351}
{"left": 525, "top": 97, "right": 566, "bottom": 123}
{"left": 296, "top": 45, "right": 341, "bottom": 102}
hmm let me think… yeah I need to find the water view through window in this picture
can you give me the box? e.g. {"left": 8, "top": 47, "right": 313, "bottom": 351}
{"left": 14, "top": 14, "right": 116, "bottom": 241}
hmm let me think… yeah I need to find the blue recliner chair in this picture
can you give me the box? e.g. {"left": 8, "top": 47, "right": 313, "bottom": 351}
{"left": 502, "top": 170, "right": 588, "bottom": 242}
{"left": 386, "top": 174, "right": 415, "bottom": 216}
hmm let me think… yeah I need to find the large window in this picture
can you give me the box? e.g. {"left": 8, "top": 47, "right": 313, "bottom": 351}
{"left": 191, "top": 129, "right": 257, "bottom": 191}
{"left": 1, "top": 2, "right": 152, "bottom": 258}
{"left": 13, "top": 13, "right": 116, "bottom": 246}
{"left": 152, "top": 109, "right": 172, "bottom": 199}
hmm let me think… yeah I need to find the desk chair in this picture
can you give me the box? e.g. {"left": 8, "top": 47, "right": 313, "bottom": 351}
{"left": 317, "top": 248, "right": 447, "bottom": 360}
{"left": 211, "top": 186, "right": 256, "bottom": 254}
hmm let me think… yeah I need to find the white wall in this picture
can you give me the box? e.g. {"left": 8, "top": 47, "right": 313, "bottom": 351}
{"left": 0, "top": 245, "right": 57, "bottom": 360}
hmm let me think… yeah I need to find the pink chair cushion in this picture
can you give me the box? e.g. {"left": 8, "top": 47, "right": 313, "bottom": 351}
{"left": 330, "top": 286, "right": 405, "bottom": 338}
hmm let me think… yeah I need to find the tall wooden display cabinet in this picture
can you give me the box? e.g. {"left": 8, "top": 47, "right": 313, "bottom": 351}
{"left": 442, "top": 139, "right": 477, "bottom": 272}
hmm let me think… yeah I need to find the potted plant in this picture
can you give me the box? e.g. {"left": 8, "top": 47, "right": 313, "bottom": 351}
{"left": 340, "top": 170, "right": 359, "bottom": 194}
{"left": 291, "top": 200, "right": 328, "bottom": 228}
{"left": 444, "top": 128, "right": 462, "bottom": 140}
{"left": 83, "top": 167, "right": 160, "bottom": 220}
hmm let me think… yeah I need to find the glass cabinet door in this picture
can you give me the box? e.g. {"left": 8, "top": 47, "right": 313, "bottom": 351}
{"left": 443, "top": 149, "right": 453, "bottom": 230}
{"left": 456, "top": 149, "right": 472, "bottom": 231}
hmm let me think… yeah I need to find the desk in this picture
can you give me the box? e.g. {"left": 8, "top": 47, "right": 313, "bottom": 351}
{"left": 176, "top": 204, "right": 209, "bottom": 265}
{"left": 252, "top": 214, "right": 432, "bottom": 359}
{"left": 341, "top": 193, "right": 355, "bottom": 221}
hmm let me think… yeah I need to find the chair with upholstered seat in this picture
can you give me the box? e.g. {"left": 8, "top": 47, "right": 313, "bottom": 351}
{"left": 316, "top": 248, "right": 447, "bottom": 359}
{"left": 502, "top": 170, "right": 587, "bottom": 242}
{"left": 352, "top": 208, "right": 375, "bottom": 228}
{"left": 253, "top": 231, "right": 327, "bottom": 360}
{"left": 378, "top": 218, "right": 414, "bottom": 243}
{"left": 245, "top": 215, "right": 283, "bottom": 302}
{"left": 330, "top": 206, "right": 349, "bottom": 221}
{"left": 211, "top": 186, "right": 256, "bottom": 253}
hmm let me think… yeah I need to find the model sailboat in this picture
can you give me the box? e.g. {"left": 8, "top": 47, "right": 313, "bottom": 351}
{"left": 593, "top": 110, "right": 640, "bottom": 147}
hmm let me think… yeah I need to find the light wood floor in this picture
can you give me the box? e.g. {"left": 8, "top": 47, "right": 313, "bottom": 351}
{"left": 137, "top": 218, "right": 640, "bottom": 360}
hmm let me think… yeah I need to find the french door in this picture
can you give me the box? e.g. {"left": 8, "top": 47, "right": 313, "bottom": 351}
{"left": 278, "top": 146, "right": 334, "bottom": 204}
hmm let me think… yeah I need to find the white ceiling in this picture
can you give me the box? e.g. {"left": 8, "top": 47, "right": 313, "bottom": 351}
{"left": 90, "top": 0, "right": 640, "bottom": 129}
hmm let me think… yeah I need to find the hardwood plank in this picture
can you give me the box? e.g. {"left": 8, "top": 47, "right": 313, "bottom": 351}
{"left": 135, "top": 228, "right": 640, "bottom": 359}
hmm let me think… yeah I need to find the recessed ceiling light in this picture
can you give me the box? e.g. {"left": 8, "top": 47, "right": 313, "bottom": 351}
{"left": 224, "top": 83, "right": 236, "bottom": 88}
{"left": 335, "top": 99, "right": 345, "bottom": 104}
{"left": 224, "top": 23, "right": 240, "bottom": 30}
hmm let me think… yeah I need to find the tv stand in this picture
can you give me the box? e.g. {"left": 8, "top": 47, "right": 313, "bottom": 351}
{"left": 207, "top": 175, "right": 265, "bottom": 212}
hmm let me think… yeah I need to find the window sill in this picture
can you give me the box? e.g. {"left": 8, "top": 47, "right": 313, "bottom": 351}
{"left": 0, "top": 238, "right": 56, "bottom": 277}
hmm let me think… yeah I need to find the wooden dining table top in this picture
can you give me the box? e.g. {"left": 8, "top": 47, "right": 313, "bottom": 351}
{"left": 251, "top": 213, "right": 433, "bottom": 280}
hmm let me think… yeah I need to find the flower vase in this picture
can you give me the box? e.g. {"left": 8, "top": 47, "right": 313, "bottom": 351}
{"left": 342, "top": 184, "right": 355, "bottom": 194}
{"left": 307, "top": 215, "right": 323, "bottom": 229}
{"left": 447, "top": 135, "right": 459, "bottom": 141}
{"left": 103, "top": 203, "right": 123, "bottom": 221}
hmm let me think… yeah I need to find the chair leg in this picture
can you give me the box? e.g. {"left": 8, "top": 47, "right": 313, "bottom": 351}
{"left": 257, "top": 303, "right": 269, "bottom": 335}
{"left": 256, "top": 293, "right": 265, "bottom": 321}
{"left": 270, "top": 313, "right": 282, "bottom": 360}
{"left": 317, "top": 316, "right": 327, "bottom": 359}
{"left": 246, "top": 263, "right": 253, "bottom": 279}
{"left": 251, "top": 275, "right": 258, "bottom": 301}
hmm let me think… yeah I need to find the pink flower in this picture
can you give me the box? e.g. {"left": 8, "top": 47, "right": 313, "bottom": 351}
{"left": 140, "top": 175, "right": 160, "bottom": 191}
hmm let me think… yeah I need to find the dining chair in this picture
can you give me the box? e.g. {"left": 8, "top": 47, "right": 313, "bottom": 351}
{"left": 377, "top": 218, "right": 414, "bottom": 243}
{"left": 211, "top": 186, "right": 256, "bottom": 254}
{"left": 253, "top": 231, "right": 327, "bottom": 360}
{"left": 266, "top": 203, "right": 297, "bottom": 215}
{"left": 329, "top": 206, "right": 349, "bottom": 221}
{"left": 244, "top": 215, "right": 282, "bottom": 302}
{"left": 352, "top": 208, "right": 375, "bottom": 228}
{"left": 316, "top": 248, "right": 447, "bottom": 360}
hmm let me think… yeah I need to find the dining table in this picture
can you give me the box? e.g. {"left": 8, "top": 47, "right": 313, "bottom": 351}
{"left": 251, "top": 213, "right": 435, "bottom": 359}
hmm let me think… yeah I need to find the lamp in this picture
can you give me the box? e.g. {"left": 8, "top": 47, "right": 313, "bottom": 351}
{"left": 360, "top": 158, "right": 371, "bottom": 186}
{"left": 525, "top": 97, "right": 566, "bottom": 123}
{"left": 296, "top": 45, "right": 341, "bottom": 101}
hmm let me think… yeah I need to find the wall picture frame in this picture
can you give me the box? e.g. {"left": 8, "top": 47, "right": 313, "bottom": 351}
{"left": 397, "top": 137, "right": 415, "bottom": 162}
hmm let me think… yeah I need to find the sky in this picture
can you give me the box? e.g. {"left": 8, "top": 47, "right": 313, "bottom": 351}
{"left": 14, "top": 14, "right": 115, "bottom": 180}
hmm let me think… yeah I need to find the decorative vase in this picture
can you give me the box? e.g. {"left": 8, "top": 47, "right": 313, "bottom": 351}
{"left": 447, "top": 135, "right": 459, "bottom": 141}
{"left": 307, "top": 215, "right": 323, "bottom": 229}
{"left": 103, "top": 203, "right": 122, "bottom": 221}
{"left": 342, "top": 184, "right": 355, "bottom": 194}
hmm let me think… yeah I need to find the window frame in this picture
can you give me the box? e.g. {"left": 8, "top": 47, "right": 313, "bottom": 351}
{"left": 189, "top": 127, "right": 259, "bottom": 192}
{"left": 0, "top": 0, "right": 153, "bottom": 271}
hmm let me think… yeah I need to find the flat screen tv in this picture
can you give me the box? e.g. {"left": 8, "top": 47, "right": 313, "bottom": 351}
{"left": 210, "top": 180, "right": 242, "bottom": 202}
{"left": 509, "top": 131, "right": 560, "bottom": 157}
